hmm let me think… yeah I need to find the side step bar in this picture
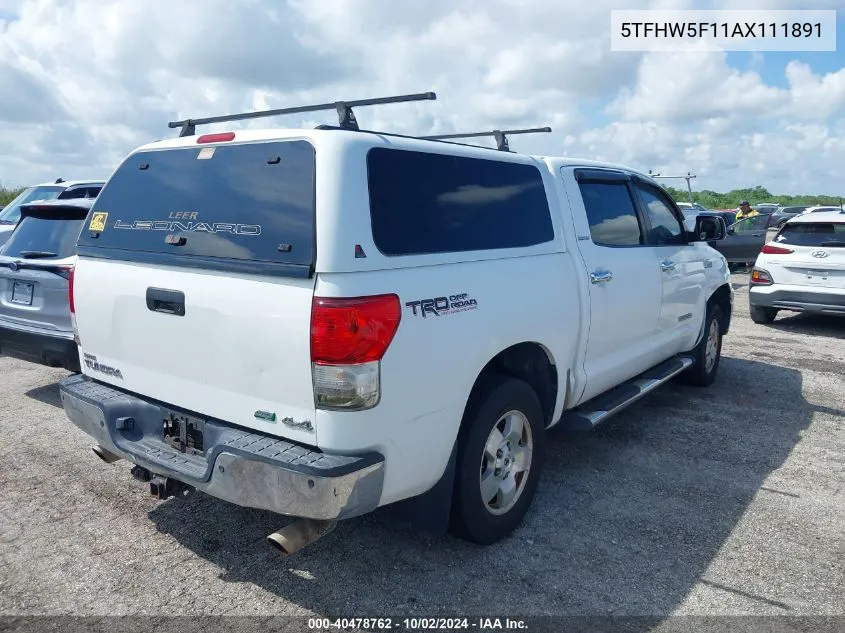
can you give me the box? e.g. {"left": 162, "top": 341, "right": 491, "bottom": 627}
{"left": 558, "top": 356, "right": 694, "bottom": 432}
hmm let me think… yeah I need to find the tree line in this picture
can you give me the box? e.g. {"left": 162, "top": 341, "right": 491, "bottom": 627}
{"left": 0, "top": 186, "right": 24, "bottom": 206}
{"left": 664, "top": 184, "right": 843, "bottom": 209}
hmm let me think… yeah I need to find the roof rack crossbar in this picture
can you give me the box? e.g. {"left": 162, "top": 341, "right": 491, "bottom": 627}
{"left": 420, "top": 126, "right": 552, "bottom": 151}
{"left": 169, "top": 91, "right": 437, "bottom": 137}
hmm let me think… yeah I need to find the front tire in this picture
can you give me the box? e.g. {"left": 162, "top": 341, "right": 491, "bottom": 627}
{"left": 450, "top": 375, "right": 545, "bottom": 545}
{"left": 750, "top": 304, "right": 778, "bottom": 324}
{"left": 680, "top": 303, "right": 723, "bottom": 387}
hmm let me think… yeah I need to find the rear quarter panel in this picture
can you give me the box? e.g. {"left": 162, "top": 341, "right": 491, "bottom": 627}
{"left": 315, "top": 253, "right": 579, "bottom": 504}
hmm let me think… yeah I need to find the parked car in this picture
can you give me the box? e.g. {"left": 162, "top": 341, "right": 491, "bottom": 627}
{"left": 676, "top": 201, "right": 708, "bottom": 213}
{"left": 0, "top": 180, "right": 104, "bottom": 247}
{"left": 749, "top": 210, "right": 845, "bottom": 322}
{"left": 801, "top": 205, "right": 843, "bottom": 215}
{"left": 707, "top": 209, "right": 737, "bottom": 226}
{"left": 754, "top": 203, "right": 781, "bottom": 214}
{"left": 767, "top": 205, "right": 808, "bottom": 228}
{"left": 53, "top": 94, "right": 733, "bottom": 553}
{"left": 0, "top": 198, "right": 93, "bottom": 371}
{"left": 713, "top": 212, "right": 774, "bottom": 267}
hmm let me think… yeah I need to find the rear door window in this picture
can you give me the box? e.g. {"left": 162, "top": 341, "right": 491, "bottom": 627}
{"left": 776, "top": 223, "right": 845, "bottom": 247}
{"left": 367, "top": 148, "right": 554, "bottom": 255}
{"left": 1, "top": 207, "right": 88, "bottom": 259}
{"left": 58, "top": 186, "right": 101, "bottom": 200}
{"left": 577, "top": 181, "right": 644, "bottom": 247}
{"left": 77, "top": 141, "right": 316, "bottom": 272}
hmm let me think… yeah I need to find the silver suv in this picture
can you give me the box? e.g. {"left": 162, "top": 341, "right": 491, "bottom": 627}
{"left": 0, "top": 198, "right": 93, "bottom": 371}
{"left": 0, "top": 180, "right": 104, "bottom": 248}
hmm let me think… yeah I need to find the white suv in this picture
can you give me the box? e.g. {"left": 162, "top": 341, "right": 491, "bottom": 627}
{"left": 55, "top": 93, "right": 733, "bottom": 553}
{"left": 749, "top": 210, "right": 845, "bottom": 322}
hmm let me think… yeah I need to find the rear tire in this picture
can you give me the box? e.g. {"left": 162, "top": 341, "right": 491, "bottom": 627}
{"left": 450, "top": 375, "right": 545, "bottom": 545}
{"left": 680, "top": 303, "right": 723, "bottom": 387}
{"left": 750, "top": 304, "right": 778, "bottom": 324}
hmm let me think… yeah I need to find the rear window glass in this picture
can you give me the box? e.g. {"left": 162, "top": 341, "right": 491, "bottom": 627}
{"left": 0, "top": 186, "right": 64, "bottom": 224}
{"left": 367, "top": 148, "right": 554, "bottom": 256}
{"left": 77, "top": 141, "right": 315, "bottom": 267}
{"left": 1, "top": 208, "right": 88, "bottom": 259}
{"left": 776, "top": 222, "right": 845, "bottom": 247}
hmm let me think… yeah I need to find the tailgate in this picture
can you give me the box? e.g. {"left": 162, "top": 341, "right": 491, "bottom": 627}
{"left": 72, "top": 138, "right": 318, "bottom": 442}
{"left": 74, "top": 258, "right": 317, "bottom": 442}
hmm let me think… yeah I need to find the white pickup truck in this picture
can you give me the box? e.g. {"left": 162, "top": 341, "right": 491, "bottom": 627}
{"left": 58, "top": 94, "right": 732, "bottom": 554}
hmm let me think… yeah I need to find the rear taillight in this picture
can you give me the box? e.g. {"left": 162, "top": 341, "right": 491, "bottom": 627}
{"left": 750, "top": 268, "right": 774, "bottom": 285}
{"left": 761, "top": 244, "right": 793, "bottom": 255}
{"left": 68, "top": 266, "right": 75, "bottom": 314}
{"left": 310, "top": 295, "right": 401, "bottom": 410}
{"left": 68, "top": 266, "right": 79, "bottom": 344}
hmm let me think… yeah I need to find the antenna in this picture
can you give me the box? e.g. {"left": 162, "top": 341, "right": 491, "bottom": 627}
{"left": 420, "top": 127, "right": 552, "bottom": 152}
{"left": 168, "top": 92, "right": 437, "bottom": 137}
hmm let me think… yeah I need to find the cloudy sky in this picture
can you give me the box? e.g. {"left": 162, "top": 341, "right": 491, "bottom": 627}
{"left": 0, "top": 0, "right": 843, "bottom": 196}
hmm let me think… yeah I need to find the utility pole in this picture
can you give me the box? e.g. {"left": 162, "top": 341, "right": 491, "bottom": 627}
{"left": 649, "top": 170, "right": 697, "bottom": 205}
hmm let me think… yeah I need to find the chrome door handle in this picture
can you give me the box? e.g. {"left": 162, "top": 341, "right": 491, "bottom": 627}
{"left": 661, "top": 259, "right": 676, "bottom": 272}
{"left": 590, "top": 270, "right": 614, "bottom": 284}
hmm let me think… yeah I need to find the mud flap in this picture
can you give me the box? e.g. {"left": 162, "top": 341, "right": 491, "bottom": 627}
{"left": 387, "top": 441, "right": 457, "bottom": 536}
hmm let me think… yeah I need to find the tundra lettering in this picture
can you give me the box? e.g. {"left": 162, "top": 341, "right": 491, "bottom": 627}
{"left": 82, "top": 353, "right": 124, "bottom": 380}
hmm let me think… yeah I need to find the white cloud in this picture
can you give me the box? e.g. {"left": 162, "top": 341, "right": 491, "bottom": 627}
{"left": 0, "top": 0, "right": 842, "bottom": 197}
{"left": 607, "top": 52, "right": 785, "bottom": 123}
{"left": 784, "top": 61, "right": 845, "bottom": 120}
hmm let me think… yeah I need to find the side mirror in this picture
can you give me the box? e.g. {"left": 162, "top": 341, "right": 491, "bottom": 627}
{"left": 693, "top": 215, "right": 726, "bottom": 242}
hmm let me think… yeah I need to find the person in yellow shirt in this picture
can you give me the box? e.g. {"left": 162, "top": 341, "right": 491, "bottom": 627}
{"left": 735, "top": 200, "right": 760, "bottom": 222}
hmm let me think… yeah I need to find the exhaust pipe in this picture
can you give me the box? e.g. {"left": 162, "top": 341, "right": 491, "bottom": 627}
{"left": 92, "top": 444, "right": 121, "bottom": 464}
{"left": 267, "top": 518, "right": 337, "bottom": 555}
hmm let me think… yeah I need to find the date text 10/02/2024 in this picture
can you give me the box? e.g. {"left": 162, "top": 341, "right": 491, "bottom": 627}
{"left": 307, "top": 617, "right": 529, "bottom": 630}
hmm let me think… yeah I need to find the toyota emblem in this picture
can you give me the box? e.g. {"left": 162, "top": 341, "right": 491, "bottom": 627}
{"left": 9, "top": 261, "right": 18, "bottom": 271}
{"left": 811, "top": 250, "right": 829, "bottom": 258}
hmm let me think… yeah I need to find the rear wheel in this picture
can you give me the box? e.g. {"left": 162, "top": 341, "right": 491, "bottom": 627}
{"left": 450, "top": 375, "right": 545, "bottom": 545}
{"left": 680, "top": 303, "right": 723, "bottom": 387}
{"left": 750, "top": 304, "right": 778, "bottom": 324}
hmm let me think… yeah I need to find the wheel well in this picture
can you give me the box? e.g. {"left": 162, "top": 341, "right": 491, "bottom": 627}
{"left": 465, "top": 343, "right": 558, "bottom": 426}
{"left": 709, "top": 283, "right": 732, "bottom": 334}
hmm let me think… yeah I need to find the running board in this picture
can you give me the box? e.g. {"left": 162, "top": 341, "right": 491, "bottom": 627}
{"left": 558, "top": 356, "right": 694, "bottom": 432}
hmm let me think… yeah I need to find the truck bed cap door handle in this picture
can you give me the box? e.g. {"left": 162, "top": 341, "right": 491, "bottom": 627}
{"left": 590, "top": 270, "right": 613, "bottom": 284}
{"left": 146, "top": 288, "right": 185, "bottom": 316}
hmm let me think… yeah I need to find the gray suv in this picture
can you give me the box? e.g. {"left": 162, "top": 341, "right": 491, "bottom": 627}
{"left": 0, "top": 198, "right": 93, "bottom": 371}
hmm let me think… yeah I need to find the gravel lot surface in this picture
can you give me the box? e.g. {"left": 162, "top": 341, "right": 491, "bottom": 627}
{"left": 1, "top": 273, "right": 843, "bottom": 619}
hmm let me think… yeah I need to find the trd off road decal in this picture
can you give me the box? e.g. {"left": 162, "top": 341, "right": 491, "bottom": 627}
{"left": 406, "top": 293, "right": 478, "bottom": 318}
